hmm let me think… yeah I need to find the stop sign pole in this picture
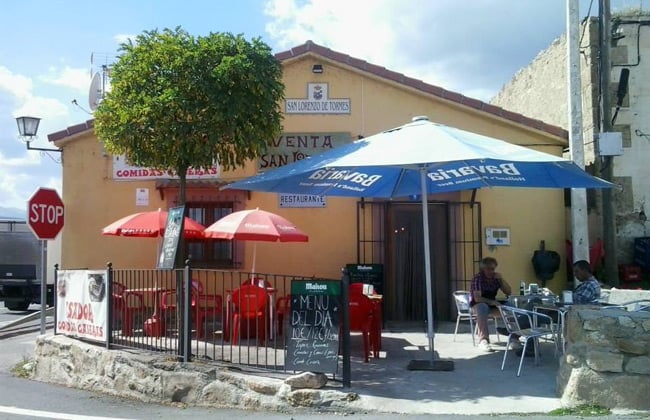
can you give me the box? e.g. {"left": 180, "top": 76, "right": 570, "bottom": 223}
{"left": 27, "top": 187, "right": 64, "bottom": 335}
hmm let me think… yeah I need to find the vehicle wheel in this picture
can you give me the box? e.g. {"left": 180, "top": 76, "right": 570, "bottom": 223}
{"left": 6, "top": 302, "right": 30, "bottom": 311}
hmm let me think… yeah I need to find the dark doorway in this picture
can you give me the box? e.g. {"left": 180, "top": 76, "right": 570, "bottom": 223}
{"left": 355, "top": 199, "right": 481, "bottom": 327}
{"left": 385, "top": 202, "right": 450, "bottom": 323}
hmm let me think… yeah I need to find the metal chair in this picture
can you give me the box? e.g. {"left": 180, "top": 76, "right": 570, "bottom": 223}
{"left": 499, "top": 305, "right": 557, "bottom": 376}
{"left": 453, "top": 291, "right": 500, "bottom": 346}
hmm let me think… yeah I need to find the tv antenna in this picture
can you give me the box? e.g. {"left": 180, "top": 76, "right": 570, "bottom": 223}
{"left": 88, "top": 52, "right": 114, "bottom": 111}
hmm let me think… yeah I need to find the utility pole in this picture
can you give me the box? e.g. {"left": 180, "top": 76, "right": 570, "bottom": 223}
{"left": 599, "top": 0, "right": 620, "bottom": 286}
{"left": 568, "top": 0, "right": 590, "bottom": 268}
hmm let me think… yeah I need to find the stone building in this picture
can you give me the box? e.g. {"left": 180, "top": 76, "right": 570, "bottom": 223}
{"left": 491, "top": 15, "right": 650, "bottom": 274}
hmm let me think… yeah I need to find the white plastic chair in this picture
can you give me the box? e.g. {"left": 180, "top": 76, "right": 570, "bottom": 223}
{"left": 499, "top": 305, "right": 557, "bottom": 376}
{"left": 453, "top": 291, "right": 500, "bottom": 346}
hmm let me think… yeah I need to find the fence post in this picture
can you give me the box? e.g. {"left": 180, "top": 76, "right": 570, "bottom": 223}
{"left": 341, "top": 268, "right": 351, "bottom": 388}
{"left": 182, "top": 261, "right": 192, "bottom": 363}
{"left": 106, "top": 262, "right": 112, "bottom": 349}
{"left": 53, "top": 264, "right": 59, "bottom": 336}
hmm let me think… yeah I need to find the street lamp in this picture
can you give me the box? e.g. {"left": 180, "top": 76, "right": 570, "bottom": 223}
{"left": 15, "top": 116, "right": 61, "bottom": 153}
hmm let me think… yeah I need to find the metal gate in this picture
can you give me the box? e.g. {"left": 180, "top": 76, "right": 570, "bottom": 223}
{"left": 355, "top": 199, "right": 481, "bottom": 322}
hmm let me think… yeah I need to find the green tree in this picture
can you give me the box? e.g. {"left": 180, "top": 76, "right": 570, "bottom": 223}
{"left": 95, "top": 27, "right": 285, "bottom": 205}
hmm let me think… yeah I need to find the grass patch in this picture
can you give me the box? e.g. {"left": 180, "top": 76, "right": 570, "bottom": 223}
{"left": 11, "top": 357, "right": 33, "bottom": 379}
{"left": 548, "top": 404, "right": 611, "bottom": 416}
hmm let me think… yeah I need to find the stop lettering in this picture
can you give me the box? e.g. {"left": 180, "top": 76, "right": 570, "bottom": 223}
{"left": 27, "top": 187, "right": 65, "bottom": 240}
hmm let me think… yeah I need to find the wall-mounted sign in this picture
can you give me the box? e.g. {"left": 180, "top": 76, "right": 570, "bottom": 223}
{"left": 279, "top": 193, "right": 327, "bottom": 208}
{"left": 285, "top": 83, "right": 351, "bottom": 114}
{"left": 112, "top": 156, "right": 220, "bottom": 181}
{"left": 259, "top": 132, "right": 351, "bottom": 170}
{"left": 136, "top": 188, "right": 149, "bottom": 206}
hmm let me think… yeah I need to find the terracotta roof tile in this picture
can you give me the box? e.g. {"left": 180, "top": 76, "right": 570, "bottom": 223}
{"left": 48, "top": 119, "right": 94, "bottom": 142}
{"left": 277, "top": 41, "right": 568, "bottom": 140}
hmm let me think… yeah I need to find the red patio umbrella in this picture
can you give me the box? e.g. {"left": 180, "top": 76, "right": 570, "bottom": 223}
{"left": 101, "top": 209, "right": 206, "bottom": 336}
{"left": 102, "top": 209, "right": 206, "bottom": 238}
{"left": 203, "top": 208, "right": 308, "bottom": 273}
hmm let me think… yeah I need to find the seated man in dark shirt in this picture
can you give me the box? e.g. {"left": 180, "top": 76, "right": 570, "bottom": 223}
{"left": 470, "top": 257, "right": 513, "bottom": 352}
{"left": 572, "top": 260, "right": 601, "bottom": 304}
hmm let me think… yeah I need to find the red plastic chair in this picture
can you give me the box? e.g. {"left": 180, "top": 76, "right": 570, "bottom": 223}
{"left": 111, "top": 281, "right": 126, "bottom": 321}
{"left": 348, "top": 288, "right": 377, "bottom": 362}
{"left": 229, "top": 284, "right": 269, "bottom": 345}
{"left": 120, "top": 289, "right": 145, "bottom": 336}
{"left": 193, "top": 289, "right": 223, "bottom": 339}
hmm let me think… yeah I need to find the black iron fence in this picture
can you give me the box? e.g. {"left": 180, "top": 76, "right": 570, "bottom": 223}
{"left": 107, "top": 263, "right": 333, "bottom": 372}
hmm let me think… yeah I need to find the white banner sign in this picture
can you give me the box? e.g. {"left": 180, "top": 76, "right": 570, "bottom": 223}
{"left": 279, "top": 193, "right": 327, "bottom": 208}
{"left": 56, "top": 270, "right": 108, "bottom": 342}
{"left": 112, "top": 155, "right": 220, "bottom": 181}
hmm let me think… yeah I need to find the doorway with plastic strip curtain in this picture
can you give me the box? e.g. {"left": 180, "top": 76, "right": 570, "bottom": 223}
{"left": 388, "top": 201, "right": 450, "bottom": 326}
{"left": 356, "top": 200, "right": 482, "bottom": 327}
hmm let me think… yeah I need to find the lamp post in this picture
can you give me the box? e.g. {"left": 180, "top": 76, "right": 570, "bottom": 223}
{"left": 16, "top": 115, "right": 60, "bottom": 334}
{"left": 15, "top": 116, "right": 61, "bottom": 153}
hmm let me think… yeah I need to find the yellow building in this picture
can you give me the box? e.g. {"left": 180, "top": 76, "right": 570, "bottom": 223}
{"left": 48, "top": 41, "right": 570, "bottom": 322}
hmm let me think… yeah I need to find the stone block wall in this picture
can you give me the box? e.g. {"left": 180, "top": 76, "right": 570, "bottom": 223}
{"left": 30, "top": 335, "right": 358, "bottom": 413}
{"left": 557, "top": 307, "right": 650, "bottom": 409}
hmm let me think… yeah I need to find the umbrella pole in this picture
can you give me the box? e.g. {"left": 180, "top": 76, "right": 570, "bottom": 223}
{"left": 251, "top": 242, "right": 257, "bottom": 276}
{"left": 407, "top": 167, "right": 454, "bottom": 371}
{"left": 420, "top": 168, "right": 436, "bottom": 361}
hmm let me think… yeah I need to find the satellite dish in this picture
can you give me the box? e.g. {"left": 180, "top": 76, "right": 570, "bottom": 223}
{"left": 88, "top": 72, "right": 103, "bottom": 111}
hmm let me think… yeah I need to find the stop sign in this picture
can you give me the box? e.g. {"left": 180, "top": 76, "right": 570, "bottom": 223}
{"left": 27, "top": 187, "right": 64, "bottom": 240}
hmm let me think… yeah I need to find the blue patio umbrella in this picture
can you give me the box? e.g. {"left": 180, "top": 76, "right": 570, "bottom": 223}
{"left": 223, "top": 116, "right": 615, "bottom": 369}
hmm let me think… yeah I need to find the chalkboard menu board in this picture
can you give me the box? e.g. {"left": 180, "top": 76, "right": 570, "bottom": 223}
{"left": 157, "top": 206, "right": 185, "bottom": 269}
{"left": 346, "top": 263, "right": 384, "bottom": 294}
{"left": 286, "top": 279, "right": 341, "bottom": 373}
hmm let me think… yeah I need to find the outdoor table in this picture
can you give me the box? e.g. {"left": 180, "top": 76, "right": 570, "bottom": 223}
{"left": 506, "top": 294, "right": 556, "bottom": 309}
{"left": 126, "top": 287, "right": 171, "bottom": 337}
{"left": 126, "top": 287, "right": 170, "bottom": 316}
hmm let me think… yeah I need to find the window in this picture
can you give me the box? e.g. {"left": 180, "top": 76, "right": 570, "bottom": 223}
{"left": 185, "top": 202, "right": 234, "bottom": 268}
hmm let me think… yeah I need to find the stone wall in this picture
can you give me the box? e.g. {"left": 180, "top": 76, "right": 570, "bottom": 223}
{"left": 557, "top": 306, "right": 650, "bottom": 409}
{"left": 30, "top": 335, "right": 359, "bottom": 413}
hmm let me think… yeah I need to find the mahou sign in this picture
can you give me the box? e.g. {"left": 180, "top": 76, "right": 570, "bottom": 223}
{"left": 27, "top": 187, "right": 64, "bottom": 240}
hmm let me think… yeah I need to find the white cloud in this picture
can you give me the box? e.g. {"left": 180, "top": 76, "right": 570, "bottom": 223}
{"left": 0, "top": 66, "right": 32, "bottom": 101}
{"left": 40, "top": 66, "right": 91, "bottom": 93}
{"left": 263, "top": 0, "right": 573, "bottom": 101}
{"left": 0, "top": 150, "right": 45, "bottom": 209}
{"left": 0, "top": 65, "right": 69, "bottom": 210}
{"left": 114, "top": 33, "right": 136, "bottom": 44}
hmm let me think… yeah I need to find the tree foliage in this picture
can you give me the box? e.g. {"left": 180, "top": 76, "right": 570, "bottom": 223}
{"left": 94, "top": 27, "right": 285, "bottom": 203}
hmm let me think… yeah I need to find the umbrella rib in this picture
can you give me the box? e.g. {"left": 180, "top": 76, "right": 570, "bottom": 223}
{"left": 390, "top": 167, "right": 409, "bottom": 197}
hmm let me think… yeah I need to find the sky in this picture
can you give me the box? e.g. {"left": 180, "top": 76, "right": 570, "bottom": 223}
{"left": 0, "top": 0, "right": 644, "bottom": 217}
